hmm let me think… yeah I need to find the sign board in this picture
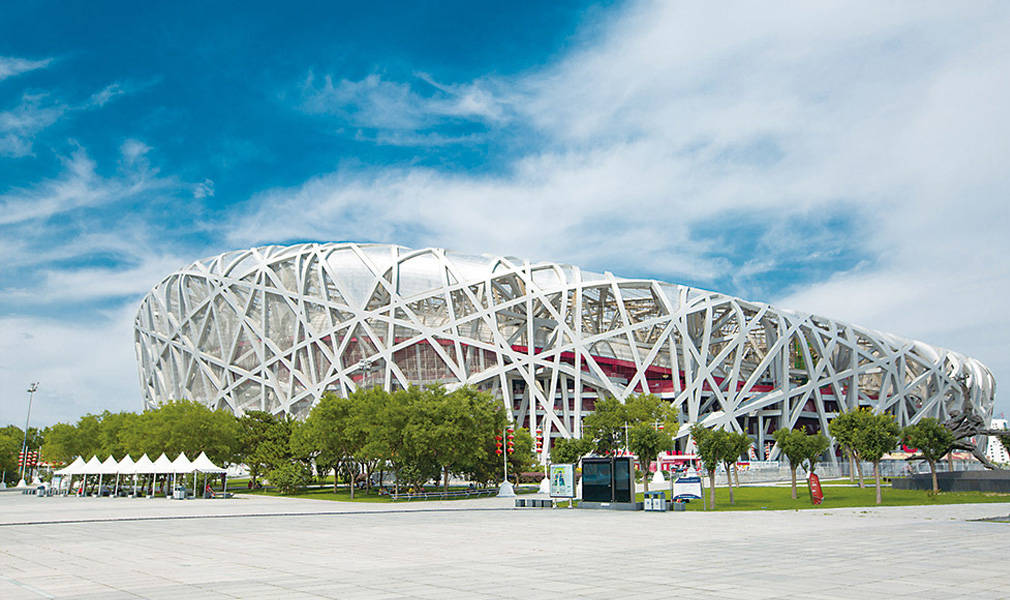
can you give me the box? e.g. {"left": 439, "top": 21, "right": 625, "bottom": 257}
{"left": 549, "top": 463, "right": 575, "bottom": 498}
{"left": 808, "top": 473, "right": 823, "bottom": 505}
{"left": 673, "top": 469, "right": 703, "bottom": 500}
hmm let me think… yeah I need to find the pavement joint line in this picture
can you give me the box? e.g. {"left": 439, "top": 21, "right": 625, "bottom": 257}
{"left": 0, "top": 506, "right": 518, "bottom": 527}
{"left": 0, "top": 574, "right": 56, "bottom": 599}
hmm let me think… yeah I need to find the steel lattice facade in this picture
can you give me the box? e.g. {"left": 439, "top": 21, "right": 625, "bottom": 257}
{"left": 135, "top": 243, "right": 995, "bottom": 460}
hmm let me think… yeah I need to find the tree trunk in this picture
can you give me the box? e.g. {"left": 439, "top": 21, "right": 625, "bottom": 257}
{"left": 443, "top": 466, "right": 450, "bottom": 493}
{"left": 790, "top": 465, "right": 797, "bottom": 500}
{"left": 394, "top": 468, "right": 400, "bottom": 496}
{"left": 643, "top": 466, "right": 650, "bottom": 493}
{"left": 854, "top": 453, "right": 865, "bottom": 488}
{"left": 873, "top": 460, "right": 882, "bottom": 505}
{"left": 726, "top": 464, "right": 735, "bottom": 505}
{"left": 349, "top": 464, "right": 355, "bottom": 500}
{"left": 929, "top": 459, "right": 938, "bottom": 494}
{"left": 848, "top": 449, "right": 856, "bottom": 483}
{"left": 708, "top": 470, "right": 716, "bottom": 510}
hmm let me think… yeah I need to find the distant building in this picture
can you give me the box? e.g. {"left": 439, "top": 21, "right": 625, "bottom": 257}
{"left": 134, "top": 243, "right": 996, "bottom": 462}
{"left": 986, "top": 418, "right": 1009, "bottom": 465}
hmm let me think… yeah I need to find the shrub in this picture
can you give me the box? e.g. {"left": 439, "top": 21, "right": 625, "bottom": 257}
{"left": 266, "top": 462, "right": 312, "bottom": 495}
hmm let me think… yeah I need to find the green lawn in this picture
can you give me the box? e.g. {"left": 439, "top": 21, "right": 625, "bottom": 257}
{"left": 238, "top": 482, "right": 538, "bottom": 503}
{"left": 637, "top": 484, "right": 1010, "bottom": 511}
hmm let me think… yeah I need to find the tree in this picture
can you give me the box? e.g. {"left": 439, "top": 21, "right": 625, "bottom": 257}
{"left": 582, "top": 397, "right": 628, "bottom": 454}
{"left": 902, "top": 418, "right": 954, "bottom": 493}
{"left": 267, "top": 461, "right": 311, "bottom": 495}
{"left": 364, "top": 387, "right": 414, "bottom": 495}
{"left": 802, "top": 432, "right": 830, "bottom": 476}
{"left": 236, "top": 410, "right": 289, "bottom": 488}
{"left": 628, "top": 424, "right": 673, "bottom": 492}
{"left": 583, "top": 394, "right": 678, "bottom": 455}
{"left": 850, "top": 412, "right": 901, "bottom": 504}
{"left": 298, "top": 392, "right": 368, "bottom": 498}
{"left": 0, "top": 426, "right": 22, "bottom": 485}
{"left": 830, "top": 409, "right": 872, "bottom": 487}
{"left": 721, "top": 431, "right": 752, "bottom": 505}
{"left": 691, "top": 424, "right": 730, "bottom": 510}
{"left": 551, "top": 437, "right": 593, "bottom": 466}
{"left": 773, "top": 429, "right": 828, "bottom": 500}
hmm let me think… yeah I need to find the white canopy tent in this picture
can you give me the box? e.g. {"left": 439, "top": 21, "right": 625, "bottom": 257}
{"left": 132, "top": 453, "right": 155, "bottom": 497}
{"left": 191, "top": 452, "right": 225, "bottom": 473}
{"left": 150, "top": 453, "right": 174, "bottom": 497}
{"left": 55, "top": 456, "right": 85, "bottom": 477}
{"left": 171, "top": 453, "right": 193, "bottom": 474}
{"left": 115, "top": 455, "right": 136, "bottom": 496}
{"left": 191, "top": 452, "right": 228, "bottom": 497}
{"left": 132, "top": 453, "right": 154, "bottom": 474}
{"left": 97, "top": 455, "right": 118, "bottom": 496}
{"left": 83, "top": 455, "right": 103, "bottom": 474}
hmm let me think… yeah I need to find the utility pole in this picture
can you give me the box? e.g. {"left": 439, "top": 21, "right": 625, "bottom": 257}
{"left": 18, "top": 382, "right": 39, "bottom": 485}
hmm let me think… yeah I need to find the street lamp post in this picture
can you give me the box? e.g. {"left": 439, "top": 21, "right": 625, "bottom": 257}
{"left": 18, "top": 382, "right": 39, "bottom": 486}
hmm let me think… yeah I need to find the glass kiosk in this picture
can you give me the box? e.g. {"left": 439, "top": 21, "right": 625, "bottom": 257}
{"left": 580, "top": 456, "right": 638, "bottom": 509}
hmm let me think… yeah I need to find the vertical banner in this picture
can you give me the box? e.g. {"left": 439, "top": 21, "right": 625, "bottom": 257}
{"left": 808, "top": 473, "right": 823, "bottom": 505}
{"left": 549, "top": 463, "right": 575, "bottom": 498}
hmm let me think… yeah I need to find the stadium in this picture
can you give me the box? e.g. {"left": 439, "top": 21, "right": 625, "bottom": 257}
{"left": 134, "top": 243, "right": 996, "bottom": 461}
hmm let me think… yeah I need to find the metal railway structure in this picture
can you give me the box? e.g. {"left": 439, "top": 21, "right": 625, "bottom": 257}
{"left": 135, "top": 243, "right": 996, "bottom": 462}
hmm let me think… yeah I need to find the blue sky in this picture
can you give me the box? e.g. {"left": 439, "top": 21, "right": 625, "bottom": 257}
{"left": 2, "top": 1, "right": 1009, "bottom": 425}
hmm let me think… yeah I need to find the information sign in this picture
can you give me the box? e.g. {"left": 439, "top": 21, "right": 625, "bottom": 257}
{"left": 549, "top": 463, "right": 575, "bottom": 498}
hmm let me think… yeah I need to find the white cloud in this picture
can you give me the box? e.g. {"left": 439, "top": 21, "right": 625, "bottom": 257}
{"left": 0, "top": 142, "right": 173, "bottom": 227}
{"left": 0, "top": 56, "right": 51, "bottom": 82}
{"left": 193, "top": 178, "right": 214, "bottom": 199}
{"left": 235, "top": 1, "right": 1010, "bottom": 413}
{"left": 0, "top": 92, "right": 66, "bottom": 157}
{"left": 298, "top": 71, "right": 507, "bottom": 133}
{"left": 0, "top": 306, "right": 142, "bottom": 427}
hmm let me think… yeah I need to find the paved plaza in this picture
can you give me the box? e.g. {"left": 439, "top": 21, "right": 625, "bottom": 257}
{"left": 1, "top": 491, "right": 1008, "bottom": 599}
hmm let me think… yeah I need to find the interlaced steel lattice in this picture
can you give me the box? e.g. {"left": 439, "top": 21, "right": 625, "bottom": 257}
{"left": 135, "top": 243, "right": 995, "bottom": 461}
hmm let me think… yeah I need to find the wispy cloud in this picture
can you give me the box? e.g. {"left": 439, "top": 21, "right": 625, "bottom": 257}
{"left": 0, "top": 56, "right": 52, "bottom": 82}
{"left": 0, "top": 92, "right": 66, "bottom": 157}
{"left": 0, "top": 75, "right": 143, "bottom": 157}
{"left": 0, "top": 141, "right": 171, "bottom": 227}
{"left": 298, "top": 71, "right": 507, "bottom": 135}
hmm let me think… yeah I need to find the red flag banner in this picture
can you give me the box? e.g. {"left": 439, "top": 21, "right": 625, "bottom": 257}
{"left": 808, "top": 473, "right": 823, "bottom": 505}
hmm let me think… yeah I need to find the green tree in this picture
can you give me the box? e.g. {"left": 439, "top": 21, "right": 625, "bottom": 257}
{"left": 298, "top": 391, "right": 368, "bottom": 498}
{"left": 850, "top": 412, "right": 901, "bottom": 504}
{"left": 363, "top": 387, "right": 414, "bottom": 495}
{"left": 721, "top": 431, "right": 753, "bottom": 505}
{"left": 901, "top": 417, "right": 954, "bottom": 493}
{"left": 266, "top": 461, "right": 311, "bottom": 495}
{"left": 628, "top": 424, "right": 673, "bottom": 492}
{"left": 236, "top": 410, "right": 288, "bottom": 487}
{"left": 691, "top": 424, "right": 730, "bottom": 510}
{"left": 550, "top": 437, "right": 593, "bottom": 466}
{"left": 582, "top": 397, "right": 627, "bottom": 454}
{"left": 773, "top": 429, "right": 813, "bottom": 500}
{"left": 801, "top": 432, "right": 830, "bottom": 476}
{"left": 583, "top": 394, "right": 677, "bottom": 455}
{"left": 122, "top": 400, "right": 240, "bottom": 465}
{"left": 0, "top": 426, "right": 23, "bottom": 485}
{"left": 830, "top": 409, "right": 871, "bottom": 487}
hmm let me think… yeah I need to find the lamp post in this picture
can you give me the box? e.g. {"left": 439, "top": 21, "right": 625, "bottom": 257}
{"left": 18, "top": 382, "right": 39, "bottom": 486}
